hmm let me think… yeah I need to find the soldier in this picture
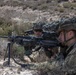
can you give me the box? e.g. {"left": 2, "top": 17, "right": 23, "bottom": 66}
{"left": 32, "top": 22, "right": 44, "bottom": 38}
{"left": 38, "top": 17, "right": 76, "bottom": 75}
{"left": 34, "top": 22, "right": 59, "bottom": 54}
{"left": 30, "top": 22, "right": 52, "bottom": 62}
{"left": 32, "top": 18, "right": 76, "bottom": 75}
{"left": 56, "top": 17, "right": 76, "bottom": 74}
{"left": 23, "top": 22, "right": 52, "bottom": 62}
{"left": 24, "top": 22, "right": 60, "bottom": 63}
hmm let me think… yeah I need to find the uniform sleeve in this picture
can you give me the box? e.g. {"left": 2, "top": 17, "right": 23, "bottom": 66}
{"left": 63, "top": 48, "right": 76, "bottom": 69}
{"left": 34, "top": 48, "right": 76, "bottom": 75}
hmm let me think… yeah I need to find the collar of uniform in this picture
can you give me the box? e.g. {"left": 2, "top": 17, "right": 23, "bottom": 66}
{"left": 66, "top": 42, "right": 76, "bottom": 53}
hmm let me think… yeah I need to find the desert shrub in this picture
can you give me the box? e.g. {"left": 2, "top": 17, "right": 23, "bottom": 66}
{"left": 3, "top": 26, "right": 13, "bottom": 35}
{"left": 0, "top": 18, "right": 13, "bottom": 35}
{"left": 13, "top": 43, "right": 24, "bottom": 54}
{"left": 55, "top": 7, "right": 65, "bottom": 13}
{"left": 4, "top": 0, "right": 24, "bottom": 6}
{"left": 58, "top": 7, "right": 65, "bottom": 12}
{"left": 13, "top": 22, "right": 33, "bottom": 35}
{"left": 63, "top": 2, "right": 76, "bottom": 8}
{"left": 37, "top": 3, "right": 48, "bottom": 10}
{"left": 0, "top": 17, "right": 33, "bottom": 35}
{"left": 0, "top": 18, "right": 12, "bottom": 27}
{"left": 12, "top": 43, "right": 25, "bottom": 60}
{"left": 0, "top": 28, "right": 4, "bottom": 35}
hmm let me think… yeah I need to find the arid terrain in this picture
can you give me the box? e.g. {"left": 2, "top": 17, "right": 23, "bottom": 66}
{"left": 0, "top": 0, "right": 76, "bottom": 75}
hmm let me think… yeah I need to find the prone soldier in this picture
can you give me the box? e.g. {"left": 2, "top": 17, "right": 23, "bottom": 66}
{"left": 24, "top": 22, "right": 51, "bottom": 62}
{"left": 36, "top": 17, "right": 76, "bottom": 75}
{"left": 24, "top": 22, "right": 59, "bottom": 63}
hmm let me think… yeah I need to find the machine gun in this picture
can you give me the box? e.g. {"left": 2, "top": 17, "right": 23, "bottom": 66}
{"left": 0, "top": 31, "right": 60, "bottom": 67}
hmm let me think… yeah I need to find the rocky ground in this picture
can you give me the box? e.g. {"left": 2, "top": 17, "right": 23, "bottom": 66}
{"left": 0, "top": 0, "right": 76, "bottom": 24}
{"left": 0, "top": 39, "right": 39, "bottom": 75}
{"left": 0, "top": 0, "right": 76, "bottom": 75}
{"left": 0, "top": 39, "right": 49, "bottom": 75}
{"left": 0, "top": 58, "right": 39, "bottom": 75}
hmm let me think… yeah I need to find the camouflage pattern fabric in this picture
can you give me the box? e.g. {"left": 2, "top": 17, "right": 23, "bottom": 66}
{"left": 61, "top": 43, "right": 76, "bottom": 75}
{"left": 30, "top": 43, "right": 76, "bottom": 75}
{"left": 30, "top": 47, "right": 50, "bottom": 62}
{"left": 33, "top": 52, "right": 64, "bottom": 70}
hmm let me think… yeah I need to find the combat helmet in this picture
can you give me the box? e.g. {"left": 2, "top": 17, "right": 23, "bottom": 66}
{"left": 32, "top": 22, "right": 45, "bottom": 31}
{"left": 57, "top": 17, "right": 76, "bottom": 33}
{"left": 57, "top": 17, "right": 76, "bottom": 45}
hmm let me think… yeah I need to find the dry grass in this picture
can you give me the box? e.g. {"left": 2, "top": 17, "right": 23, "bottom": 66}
{"left": 63, "top": 2, "right": 76, "bottom": 8}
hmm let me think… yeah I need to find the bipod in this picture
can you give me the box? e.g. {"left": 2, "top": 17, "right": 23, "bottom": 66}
{"left": 7, "top": 42, "right": 11, "bottom": 66}
{"left": 3, "top": 42, "right": 12, "bottom": 67}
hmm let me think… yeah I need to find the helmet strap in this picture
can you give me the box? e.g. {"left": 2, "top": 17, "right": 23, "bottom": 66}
{"left": 65, "top": 36, "right": 76, "bottom": 44}
{"left": 63, "top": 31, "right": 76, "bottom": 45}
{"left": 64, "top": 31, "right": 66, "bottom": 43}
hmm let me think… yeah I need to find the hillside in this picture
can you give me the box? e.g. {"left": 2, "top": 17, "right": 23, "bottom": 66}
{"left": 0, "top": 0, "right": 76, "bottom": 75}
{"left": 0, "top": 0, "right": 76, "bottom": 21}
{"left": 0, "top": 0, "right": 76, "bottom": 44}
{"left": 0, "top": 0, "right": 76, "bottom": 35}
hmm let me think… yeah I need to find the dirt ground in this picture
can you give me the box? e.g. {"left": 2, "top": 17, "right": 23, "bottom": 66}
{"left": 0, "top": 58, "right": 38, "bottom": 75}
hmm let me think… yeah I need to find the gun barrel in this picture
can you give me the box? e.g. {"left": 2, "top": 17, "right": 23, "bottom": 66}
{"left": 25, "top": 29, "right": 34, "bottom": 34}
{"left": 0, "top": 36, "right": 8, "bottom": 38}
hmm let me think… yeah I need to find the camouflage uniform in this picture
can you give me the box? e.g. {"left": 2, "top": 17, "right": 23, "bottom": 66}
{"left": 44, "top": 43, "right": 76, "bottom": 75}
{"left": 24, "top": 22, "right": 51, "bottom": 62}
{"left": 31, "top": 17, "right": 76, "bottom": 75}
{"left": 61, "top": 43, "right": 76, "bottom": 74}
{"left": 30, "top": 23, "right": 51, "bottom": 62}
{"left": 30, "top": 47, "right": 50, "bottom": 62}
{"left": 33, "top": 51, "right": 64, "bottom": 70}
{"left": 41, "top": 43, "right": 76, "bottom": 75}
